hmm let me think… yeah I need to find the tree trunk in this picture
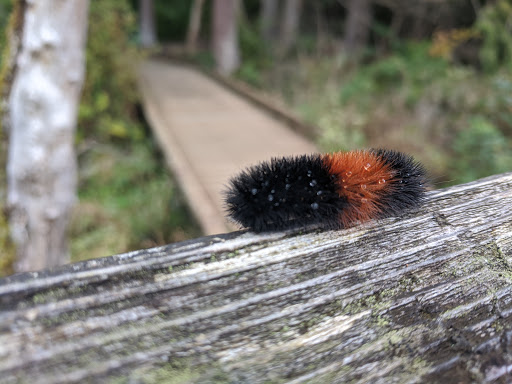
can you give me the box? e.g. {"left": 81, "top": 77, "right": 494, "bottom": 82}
{"left": 1, "top": 172, "right": 512, "bottom": 383}
{"left": 411, "top": 1, "right": 429, "bottom": 39}
{"left": 343, "top": 0, "right": 371, "bottom": 55}
{"left": 139, "top": 0, "right": 156, "bottom": 47}
{"left": 314, "top": 1, "right": 327, "bottom": 56}
{"left": 278, "top": 0, "right": 303, "bottom": 58}
{"left": 212, "top": 0, "right": 240, "bottom": 75}
{"left": 186, "top": 0, "right": 205, "bottom": 55}
{"left": 6, "top": 0, "right": 89, "bottom": 272}
{"left": 260, "top": 0, "right": 279, "bottom": 45}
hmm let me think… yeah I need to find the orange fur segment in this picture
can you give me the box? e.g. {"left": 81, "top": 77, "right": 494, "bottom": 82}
{"left": 322, "top": 151, "right": 396, "bottom": 227}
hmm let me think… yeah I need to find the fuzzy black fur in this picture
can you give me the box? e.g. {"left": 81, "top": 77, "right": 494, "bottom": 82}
{"left": 225, "top": 154, "right": 346, "bottom": 231}
{"left": 370, "top": 148, "right": 428, "bottom": 219}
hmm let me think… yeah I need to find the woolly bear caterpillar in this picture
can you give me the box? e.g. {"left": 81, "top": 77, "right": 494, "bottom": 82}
{"left": 225, "top": 149, "right": 427, "bottom": 232}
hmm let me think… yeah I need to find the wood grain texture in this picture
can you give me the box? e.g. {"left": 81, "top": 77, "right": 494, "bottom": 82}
{"left": 1, "top": 172, "right": 512, "bottom": 383}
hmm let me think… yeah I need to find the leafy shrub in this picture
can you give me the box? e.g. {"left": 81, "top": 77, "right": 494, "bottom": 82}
{"left": 74, "top": 143, "right": 200, "bottom": 258}
{"left": 451, "top": 117, "right": 512, "bottom": 183}
{"left": 235, "top": 19, "right": 271, "bottom": 87}
{"left": 490, "top": 74, "right": 512, "bottom": 133}
{"left": 315, "top": 108, "right": 367, "bottom": 152}
{"left": 475, "top": 0, "right": 512, "bottom": 72}
{"left": 369, "top": 56, "right": 405, "bottom": 88}
{"left": 0, "top": 209, "right": 14, "bottom": 277}
{"left": 0, "top": 0, "right": 15, "bottom": 275}
{"left": 340, "top": 43, "right": 450, "bottom": 109}
{"left": 0, "top": 0, "right": 12, "bottom": 68}
{"left": 73, "top": 0, "right": 200, "bottom": 261}
{"left": 154, "top": 0, "right": 195, "bottom": 42}
{"left": 78, "top": 0, "right": 143, "bottom": 142}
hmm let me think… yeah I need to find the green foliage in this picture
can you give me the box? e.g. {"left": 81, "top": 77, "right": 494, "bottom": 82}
{"left": 0, "top": 207, "right": 14, "bottom": 277}
{"left": 0, "top": 0, "right": 12, "bottom": 68}
{"left": 72, "top": 143, "right": 200, "bottom": 260}
{"left": 236, "top": 61, "right": 263, "bottom": 87}
{"left": 475, "top": 0, "right": 512, "bottom": 72}
{"left": 489, "top": 73, "right": 512, "bottom": 133}
{"left": 338, "top": 44, "right": 512, "bottom": 183}
{"left": 275, "top": 58, "right": 368, "bottom": 152}
{"left": 73, "top": 0, "right": 200, "bottom": 261}
{"left": 316, "top": 109, "right": 367, "bottom": 152}
{"left": 451, "top": 117, "right": 512, "bottom": 183}
{"left": 193, "top": 50, "right": 215, "bottom": 70}
{"left": 235, "top": 19, "right": 271, "bottom": 87}
{"left": 340, "top": 43, "right": 450, "bottom": 109}
{"left": 154, "top": 0, "right": 195, "bottom": 41}
{"left": 78, "top": 0, "right": 143, "bottom": 142}
{"left": 0, "top": 0, "right": 15, "bottom": 275}
{"left": 0, "top": 0, "right": 15, "bottom": 114}
{"left": 254, "top": 38, "right": 511, "bottom": 185}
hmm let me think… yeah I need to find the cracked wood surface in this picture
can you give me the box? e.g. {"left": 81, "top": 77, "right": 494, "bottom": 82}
{"left": 1, "top": 172, "right": 512, "bottom": 383}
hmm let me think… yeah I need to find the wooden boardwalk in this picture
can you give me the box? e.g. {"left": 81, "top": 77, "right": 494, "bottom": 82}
{"left": 138, "top": 59, "right": 317, "bottom": 234}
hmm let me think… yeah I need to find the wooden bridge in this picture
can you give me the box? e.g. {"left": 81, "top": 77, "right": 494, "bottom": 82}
{"left": 138, "top": 58, "right": 317, "bottom": 235}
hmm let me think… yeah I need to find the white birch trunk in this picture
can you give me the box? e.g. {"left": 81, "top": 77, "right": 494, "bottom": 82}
{"left": 6, "top": 0, "right": 89, "bottom": 272}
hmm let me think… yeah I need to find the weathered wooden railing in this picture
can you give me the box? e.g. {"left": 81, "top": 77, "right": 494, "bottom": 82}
{"left": 1, "top": 173, "right": 511, "bottom": 383}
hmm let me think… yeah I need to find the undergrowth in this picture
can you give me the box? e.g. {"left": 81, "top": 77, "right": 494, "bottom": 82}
{"left": 255, "top": 40, "right": 512, "bottom": 186}
{"left": 72, "top": 141, "right": 200, "bottom": 261}
{"left": 230, "top": 2, "right": 512, "bottom": 187}
{"left": 69, "top": 0, "right": 201, "bottom": 264}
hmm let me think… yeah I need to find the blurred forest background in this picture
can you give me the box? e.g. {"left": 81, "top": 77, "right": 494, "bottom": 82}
{"left": 0, "top": 0, "right": 511, "bottom": 275}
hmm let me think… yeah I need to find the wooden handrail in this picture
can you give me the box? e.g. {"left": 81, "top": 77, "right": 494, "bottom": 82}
{"left": 1, "top": 172, "right": 511, "bottom": 383}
